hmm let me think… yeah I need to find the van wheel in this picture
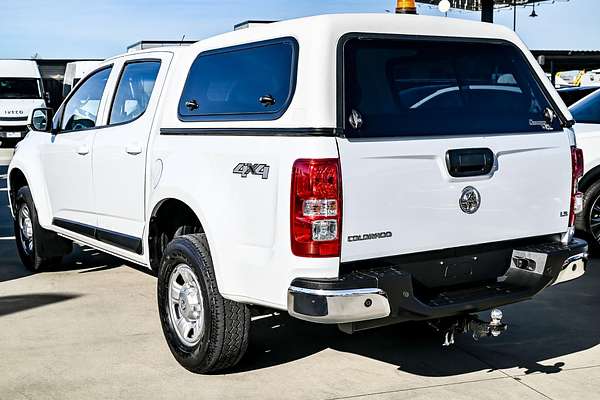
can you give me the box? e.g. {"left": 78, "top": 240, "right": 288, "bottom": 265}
{"left": 580, "top": 179, "right": 600, "bottom": 251}
{"left": 14, "top": 186, "right": 66, "bottom": 271}
{"left": 157, "top": 233, "right": 250, "bottom": 373}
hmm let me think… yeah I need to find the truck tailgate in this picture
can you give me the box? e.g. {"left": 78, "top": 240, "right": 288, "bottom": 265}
{"left": 338, "top": 133, "right": 572, "bottom": 262}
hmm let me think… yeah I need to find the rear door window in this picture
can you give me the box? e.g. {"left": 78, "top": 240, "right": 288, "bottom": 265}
{"left": 343, "top": 37, "right": 561, "bottom": 138}
{"left": 178, "top": 38, "right": 298, "bottom": 121}
{"left": 109, "top": 61, "right": 161, "bottom": 125}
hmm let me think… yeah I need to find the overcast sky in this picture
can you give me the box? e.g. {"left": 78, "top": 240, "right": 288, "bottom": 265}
{"left": 0, "top": 0, "right": 596, "bottom": 59}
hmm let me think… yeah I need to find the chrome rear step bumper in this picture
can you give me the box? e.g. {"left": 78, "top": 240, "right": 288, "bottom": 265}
{"left": 287, "top": 287, "right": 390, "bottom": 324}
{"left": 287, "top": 238, "right": 588, "bottom": 329}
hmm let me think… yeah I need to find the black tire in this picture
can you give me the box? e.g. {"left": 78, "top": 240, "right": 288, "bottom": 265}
{"left": 13, "top": 186, "right": 70, "bottom": 271}
{"left": 578, "top": 179, "right": 600, "bottom": 252}
{"left": 157, "top": 233, "right": 250, "bottom": 373}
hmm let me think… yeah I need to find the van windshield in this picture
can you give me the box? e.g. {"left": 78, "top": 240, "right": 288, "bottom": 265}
{"left": 343, "top": 37, "right": 561, "bottom": 138}
{"left": 0, "top": 78, "right": 42, "bottom": 99}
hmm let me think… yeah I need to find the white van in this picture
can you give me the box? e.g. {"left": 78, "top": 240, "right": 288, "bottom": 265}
{"left": 0, "top": 60, "right": 46, "bottom": 147}
{"left": 62, "top": 61, "right": 102, "bottom": 98}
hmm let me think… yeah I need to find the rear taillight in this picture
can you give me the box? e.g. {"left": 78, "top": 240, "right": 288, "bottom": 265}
{"left": 291, "top": 159, "right": 342, "bottom": 257}
{"left": 570, "top": 147, "right": 584, "bottom": 226}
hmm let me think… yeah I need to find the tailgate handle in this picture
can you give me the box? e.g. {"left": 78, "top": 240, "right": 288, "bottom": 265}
{"left": 446, "top": 148, "right": 494, "bottom": 177}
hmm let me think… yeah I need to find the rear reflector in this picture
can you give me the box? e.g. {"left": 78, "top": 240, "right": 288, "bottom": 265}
{"left": 572, "top": 147, "right": 584, "bottom": 181}
{"left": 291, "top": 159, "right": 342, "bottom": 257}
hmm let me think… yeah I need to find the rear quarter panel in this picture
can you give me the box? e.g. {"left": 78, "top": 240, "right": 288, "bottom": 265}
{"left": 148, "top": 135, "right": 340, "bottom": 309}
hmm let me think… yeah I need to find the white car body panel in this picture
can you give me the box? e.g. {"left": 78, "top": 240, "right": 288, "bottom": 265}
{"left": 338, "top": 132, "right": 572, "bottom": 262}
{"left": 572, "top": 123, "right": 600, "bottom": 175}
{"left": 39, "top": 130, "right": 97, "bottom": 226}
{"left": 8, "top": 14, "right": 576, "bottom": 310}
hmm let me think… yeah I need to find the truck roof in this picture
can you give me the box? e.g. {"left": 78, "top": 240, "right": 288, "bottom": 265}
{"left": 0, "top": 59, "right": 41, "bottom": 78}
{"left": 189, "top": 13, "right": 521, "bottom": 52}
{"left": 109, "top": 13, "right": 522, "bottom": 62}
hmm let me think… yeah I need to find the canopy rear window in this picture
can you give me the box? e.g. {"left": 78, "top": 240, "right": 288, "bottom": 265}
{"left": 342, "top": 37, "right": 561, "bottom": 138}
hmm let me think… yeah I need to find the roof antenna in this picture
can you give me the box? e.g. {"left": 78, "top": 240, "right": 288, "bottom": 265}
{"left": 179, "top": 34, "right": 186, "bottom": 46}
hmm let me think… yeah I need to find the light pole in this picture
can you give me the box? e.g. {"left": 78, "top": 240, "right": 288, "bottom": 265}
{"left": 481, "top": 0, "right": 494, "bottom": 23}
{"left": 513, "top": 0, "right": 517, "bottom": 31}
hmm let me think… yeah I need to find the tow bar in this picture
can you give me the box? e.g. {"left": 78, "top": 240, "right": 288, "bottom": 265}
{"left": 429, "top": 309, "right": 508, "bottom": 346}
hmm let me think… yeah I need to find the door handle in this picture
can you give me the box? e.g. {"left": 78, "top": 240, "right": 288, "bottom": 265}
{"left": 126, "top": 144, "right": 142, "bottom": 155}
{"left": 446, "top": 148, "right": 494, "bottom": 177}
{"left": 76, "top": 145, "right": 90, "bottom": 155}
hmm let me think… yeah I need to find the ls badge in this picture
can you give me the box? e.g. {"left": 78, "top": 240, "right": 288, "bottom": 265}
{"left": 459, "top": 186, "right": 481, "bottom": 214}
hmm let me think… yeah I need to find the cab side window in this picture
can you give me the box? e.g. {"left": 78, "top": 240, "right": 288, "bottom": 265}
{"left": 109, "top": 61, "right": 161, "bottom": 125}
{"left": 61, "top": 67, "right": 112, "bottom": 132}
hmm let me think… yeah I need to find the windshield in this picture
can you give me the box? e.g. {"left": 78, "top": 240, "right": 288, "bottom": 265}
{"left": 0, "top": 78, "right": 42, "bottom": 99}
{"left": 570, "top": 90, "right": 600, "bottom": 124}
{"left": 343, "top": 38, "right": 561, "bottom": 138}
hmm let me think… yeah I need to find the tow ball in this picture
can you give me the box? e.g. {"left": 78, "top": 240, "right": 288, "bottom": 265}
{"left": 429, "top": 309, "right": 508, "bottom": 346}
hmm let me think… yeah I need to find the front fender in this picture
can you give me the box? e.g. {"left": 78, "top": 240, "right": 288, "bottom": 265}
{"left": 8, "top": 133, "right": 54, "bottom": 228}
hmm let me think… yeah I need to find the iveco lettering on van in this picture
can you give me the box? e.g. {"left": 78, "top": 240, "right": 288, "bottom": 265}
{"left": 9, "top": 13, "right": 588, "bottom": 373}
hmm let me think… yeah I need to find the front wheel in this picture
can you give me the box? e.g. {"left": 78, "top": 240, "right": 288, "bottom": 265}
{"left": 157, "top": 233, "right": 250, "bottom": 373}
{"left": 14, "top": 186, "right": 66, "bottom": 271}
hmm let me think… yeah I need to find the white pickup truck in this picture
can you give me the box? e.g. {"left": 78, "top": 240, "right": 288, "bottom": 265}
{"left": 9, "top": 14, "right": 588, "bottom": 373}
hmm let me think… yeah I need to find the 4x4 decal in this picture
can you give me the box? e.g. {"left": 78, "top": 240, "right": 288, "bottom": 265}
{"left": 233, "top": 163, "right": 270, "bottom": 179}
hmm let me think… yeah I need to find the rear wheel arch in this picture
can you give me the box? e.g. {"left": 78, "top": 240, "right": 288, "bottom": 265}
{"left": 580, "top": 163, "right": 600, "bottom": 193}
{"left": 576, "top": 165, "right": 600, "bottom": 249}
{"left": 148, "top": 198, "right": 206, "bottom": 272}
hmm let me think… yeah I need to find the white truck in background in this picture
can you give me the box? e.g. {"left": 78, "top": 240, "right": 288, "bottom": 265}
{"left": 62, "top": 61, "right": 102, "bottom": 98}
{"left": 0, "top": 60, "right": 47, "bottom": 147}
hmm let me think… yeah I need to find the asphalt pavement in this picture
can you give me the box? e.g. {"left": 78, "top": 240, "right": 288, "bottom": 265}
{"left": 0, "top": 162, "right": 598, "bottom": 400}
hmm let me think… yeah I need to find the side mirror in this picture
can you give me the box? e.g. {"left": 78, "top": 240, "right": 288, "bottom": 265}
{"left": 30, "top": 108, "right": 54, "bottom": 132}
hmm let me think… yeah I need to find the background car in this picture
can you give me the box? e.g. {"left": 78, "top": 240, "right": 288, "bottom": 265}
{"left": 558, "top": 86, "right": 599, "bottom": 106}
{"left": 570, "top": 90, "right": 600, "bottom": 248}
